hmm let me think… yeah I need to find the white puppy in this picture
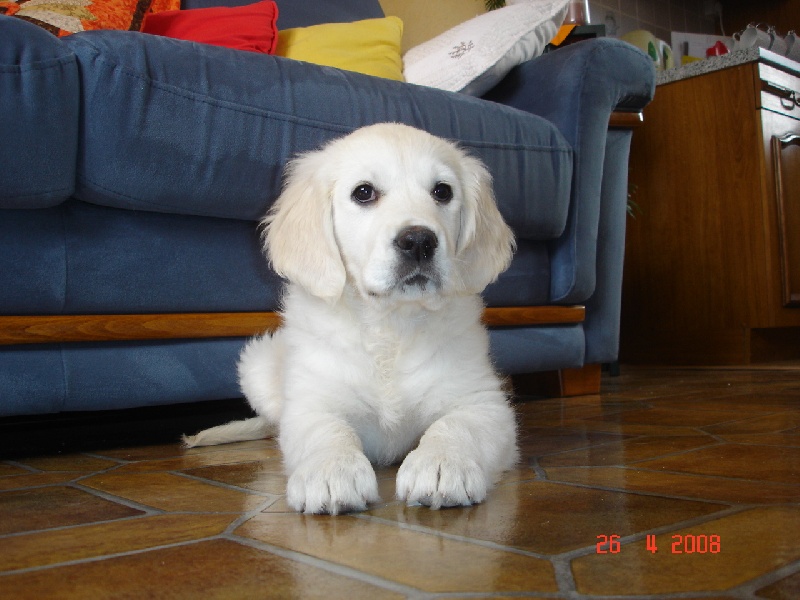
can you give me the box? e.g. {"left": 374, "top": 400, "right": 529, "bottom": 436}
{"left": 185, "top": 123, "right": 519, "bottom": 514}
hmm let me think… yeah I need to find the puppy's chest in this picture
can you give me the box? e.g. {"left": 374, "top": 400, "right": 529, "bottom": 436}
{"left": 358, "top": 325, "right": 436, "bottom": 422}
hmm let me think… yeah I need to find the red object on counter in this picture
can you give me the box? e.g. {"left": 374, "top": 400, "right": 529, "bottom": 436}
{"left": 706, "top": 41, "right": 729, "bottom": 57}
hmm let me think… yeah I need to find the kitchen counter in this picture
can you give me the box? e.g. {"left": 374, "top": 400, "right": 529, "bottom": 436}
{"left": 657, "top": 46, "right": 799, "bottom": 85}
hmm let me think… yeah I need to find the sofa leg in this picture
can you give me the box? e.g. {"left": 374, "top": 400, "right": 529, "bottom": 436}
{"left": 555, "top": 364, "right": 602, "bottom": 396}
{"left": 511, "top": 364, "right": 602, "bottom": 398}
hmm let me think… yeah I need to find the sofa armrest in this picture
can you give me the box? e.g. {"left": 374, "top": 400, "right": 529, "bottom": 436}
{"left": 484, "top": 38, "right": 655, "bottom": 139}
{"left": 484, "top": 38, "right": 655, "bottom": 303}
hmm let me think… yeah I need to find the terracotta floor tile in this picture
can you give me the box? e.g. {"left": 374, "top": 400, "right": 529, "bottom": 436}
{"left": 545, "top": 466, "right": 800, "bottom": 504}
{"left": 186, "top": 460, "right": 287, "bottom": 495}
{"left": 0, "top": 486, "right": 143, "bottom": 535}
{"left": 515, "top": 396, "right": 603, "bottom": 415}
{"left": 517, "top": 428, "right": 630, "bottom": 457}
{"left": 0, "top": 513, "right": 235, "bottom": 572}
{"left": 95, "top": 438, "right": 278, "bottom": 461}
{"left": 237, "top": 513, "right": 557, "bottom": 594}
{"left": 755, "top": 569, "right": 800, "bottom": 599}
{"left": 536, "top": 418, "right": 705, "bottom": 437}
{"left": 110, "top": 445, "right": 281, "bottom": 474}
{"left": 0, "top": 471, "right": 92, "bottom": 492}
{"left": 369, "top": 480, "right": 726, "bottom": 555}
{"left": 703, "top": 412, "right": 800, "bottom": 435}
{"left": 537, "top": 435, "right": 719, "bottom": 468}
{"left": 723, "top": 432, "right": 800, "bottom": 447}
{"left": 600, "top": 387, "right": 706, "bottom": 402}
{"left": 517, "top": 396, "right": 653, "bottom": 419}
{"left": 0, "top": 539, "right": 403, "bottom": 599}
{"left": 444, "top": 597, "right": 556, "bottom": 600}
{"left": 80, "top": 471, "right": 265, "bottom": 513}
{"left": 15, "top": 454, "right": 120, "bottom": 472}
{"left": 571, "top": 507, "right": 800, "bottom": 596}
{"left": 636, "top": 444, "right": 800, "bottom": 484}
{"left": 0, "top": 464, "right": 29, "bottom": 477}
{"left": 588, "top": 406, "right": 747, "bottom": 428}
{"left": 649, "top": 394, "right": 800, "bottom": 413}
{"left": 260, "top": 495, "right": 296, "bottom": 513}
{"left": 497, "top": 466, "right": 539, "bottom": 485}
{"left": 528, "top": 403, "right": 661, "bottom": 427}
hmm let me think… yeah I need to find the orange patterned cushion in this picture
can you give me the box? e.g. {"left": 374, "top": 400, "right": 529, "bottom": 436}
{"left": 0, "top": 0, "right": 181, "bottom": 36}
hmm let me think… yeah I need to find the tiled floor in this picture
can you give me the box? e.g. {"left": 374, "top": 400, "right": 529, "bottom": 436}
{"left": 1, "top": 366, "right": 799, "bottom": 598}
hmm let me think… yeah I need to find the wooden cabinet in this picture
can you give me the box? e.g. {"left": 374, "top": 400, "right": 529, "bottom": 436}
{"left": 621, "top": 54, "right": 800, "bottom": 364}
{"left": 767, "top": 113, "right": 800, "bottom": 307}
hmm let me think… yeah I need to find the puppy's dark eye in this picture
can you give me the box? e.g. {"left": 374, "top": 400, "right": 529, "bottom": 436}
{"left": 432, "top": 182, "right": 453, "bottom": 203}
{"left": 352, "top": 183, "right": 378, "bottom": 204}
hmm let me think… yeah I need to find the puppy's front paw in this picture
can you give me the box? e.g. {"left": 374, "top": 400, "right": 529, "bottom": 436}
{"left": 286, "top": 452, "right": 380, "bottom": 515}
{"left": 396, "top": 449, "right": 487, "bottom": 510}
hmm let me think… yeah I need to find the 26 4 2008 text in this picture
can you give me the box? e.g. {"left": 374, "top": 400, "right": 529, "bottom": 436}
{"left": 596, "top": 534, "right": 722, "bottom": 554}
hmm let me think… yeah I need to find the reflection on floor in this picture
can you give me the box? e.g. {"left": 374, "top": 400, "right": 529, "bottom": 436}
{"left": 1, "top": 366, "right": 799, "bottom": 598}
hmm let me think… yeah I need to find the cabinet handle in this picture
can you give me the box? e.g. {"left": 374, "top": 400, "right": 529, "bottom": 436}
{"left": 763, "top": 81, "right": 798, "bottom": 110}
{"left": 775, "top": 132, "right": 800, "bottom": 147}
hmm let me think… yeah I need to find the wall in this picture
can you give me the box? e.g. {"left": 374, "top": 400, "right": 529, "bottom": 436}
{"left": 720, "top": 0, "right": 800, "bottom": 35}
{"left": 589, "top": 0, "right": 717, "bottom": 43}
{"left": 378, "top": 0, "right": 486, "bottom": 52}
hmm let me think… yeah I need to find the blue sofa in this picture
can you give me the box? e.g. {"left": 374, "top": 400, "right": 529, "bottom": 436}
{"left": 0, "top": 0, "right": 654, "bottom": 417}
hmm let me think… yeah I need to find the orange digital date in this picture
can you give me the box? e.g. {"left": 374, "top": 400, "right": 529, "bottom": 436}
{"left": 596, "top": 534, "right": 721, "bottom": 554}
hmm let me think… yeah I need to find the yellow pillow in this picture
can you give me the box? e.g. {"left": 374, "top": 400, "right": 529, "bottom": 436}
{"left": 276, "top": 17, "right": 405, "bottom": 81}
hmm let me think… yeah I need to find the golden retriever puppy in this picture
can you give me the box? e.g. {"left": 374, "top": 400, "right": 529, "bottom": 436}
{"left": 185, "top": 123, "right": 518, "bottom": 514}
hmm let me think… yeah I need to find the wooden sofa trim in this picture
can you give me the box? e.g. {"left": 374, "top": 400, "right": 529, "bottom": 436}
{"left": 609, "top": 110, "right": 644, "bottom": 129}
{"left": 0, "top": 306, "right": 601, "bottom": 397}
{"left": 0, "top": 306, "right": 584, "bottom": 346}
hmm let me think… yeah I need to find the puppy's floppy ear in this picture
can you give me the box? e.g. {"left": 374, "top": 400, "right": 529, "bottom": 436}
{"left": 456, "top": 155, "right": 516, "bottom": 294}
{"left": 263, "top": 151, "right": 346, "bottom": 302}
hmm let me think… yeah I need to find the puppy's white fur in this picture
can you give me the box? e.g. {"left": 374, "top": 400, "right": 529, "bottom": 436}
{"left": 185, "top": 123, "right": 518, "bottom": 514}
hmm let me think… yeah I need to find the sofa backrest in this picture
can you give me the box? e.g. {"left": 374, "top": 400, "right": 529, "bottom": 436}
{"left": 0, "top": 16, "right": 79, "bottom": 209}
{"left": 181, "top": 0, "right": 385, "bottom": 29}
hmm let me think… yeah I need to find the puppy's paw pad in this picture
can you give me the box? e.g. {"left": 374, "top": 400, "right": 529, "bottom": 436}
{"left": 396, "top": 449, "right": 487, "bottom": 509}
{"left": 287, "top": 452, "right": 380, "bottom": 515}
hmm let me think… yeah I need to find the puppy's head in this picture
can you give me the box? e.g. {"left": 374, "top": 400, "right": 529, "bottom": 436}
{"left": 265, "top": 123, "right": 515, "bottom": 304}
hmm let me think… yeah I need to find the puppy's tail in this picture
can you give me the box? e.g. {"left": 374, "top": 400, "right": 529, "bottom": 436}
{"left": 182, "top": 417, "right": 276, "bottom": 448}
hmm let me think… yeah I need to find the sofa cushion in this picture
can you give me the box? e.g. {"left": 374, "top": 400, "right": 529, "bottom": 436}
{"left": 404, "top": 0, "right": 569, "bottom": 96}
{"left": 64, "top": 29, "right": 572, "bottom": 240}
{"left": 0, "top": 0, "right": 180, "bottom": 37}
{"left": 275, "top": 16, "right": 404, "bottom": 81}
{"left": 142, "top": 0, "right": 279, "bottom": 54}
{"left": 182, "top": 0, "right": 384, "bottom": 29}
{"left": 0, "top": 201, "right": 549, "bottom": 318}
{"left": 0, "top": 15, "right": 79, "bottom": 208}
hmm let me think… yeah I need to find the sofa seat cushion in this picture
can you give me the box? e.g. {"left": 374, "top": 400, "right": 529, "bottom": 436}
{"left": 63, "top": 30, "right": 572, "bottom": 241}
{"left": 0, "top": 16, "right": 79, "bottom": 208}
{"left": 0, "top": 201, "right": 283, "bottom": 315}
{"left": 0, "top": 201, "right": 551, "bottom": 315}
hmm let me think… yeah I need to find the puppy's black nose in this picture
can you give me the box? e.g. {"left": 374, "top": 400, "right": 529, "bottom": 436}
{"left": 395, "top": 226, "right": 438, "bottom": 263}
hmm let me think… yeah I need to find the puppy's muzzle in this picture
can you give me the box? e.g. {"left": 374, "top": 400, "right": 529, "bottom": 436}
{"left": 394, "top": 226, "right": 440, "bottom": 290}
{"left": 395, "top": 226, "right": 438, "bottom": 263}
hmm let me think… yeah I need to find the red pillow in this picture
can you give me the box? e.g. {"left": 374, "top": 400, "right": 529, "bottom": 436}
{"left": 142, "top": 1, "right": 279, "bottom": 54}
